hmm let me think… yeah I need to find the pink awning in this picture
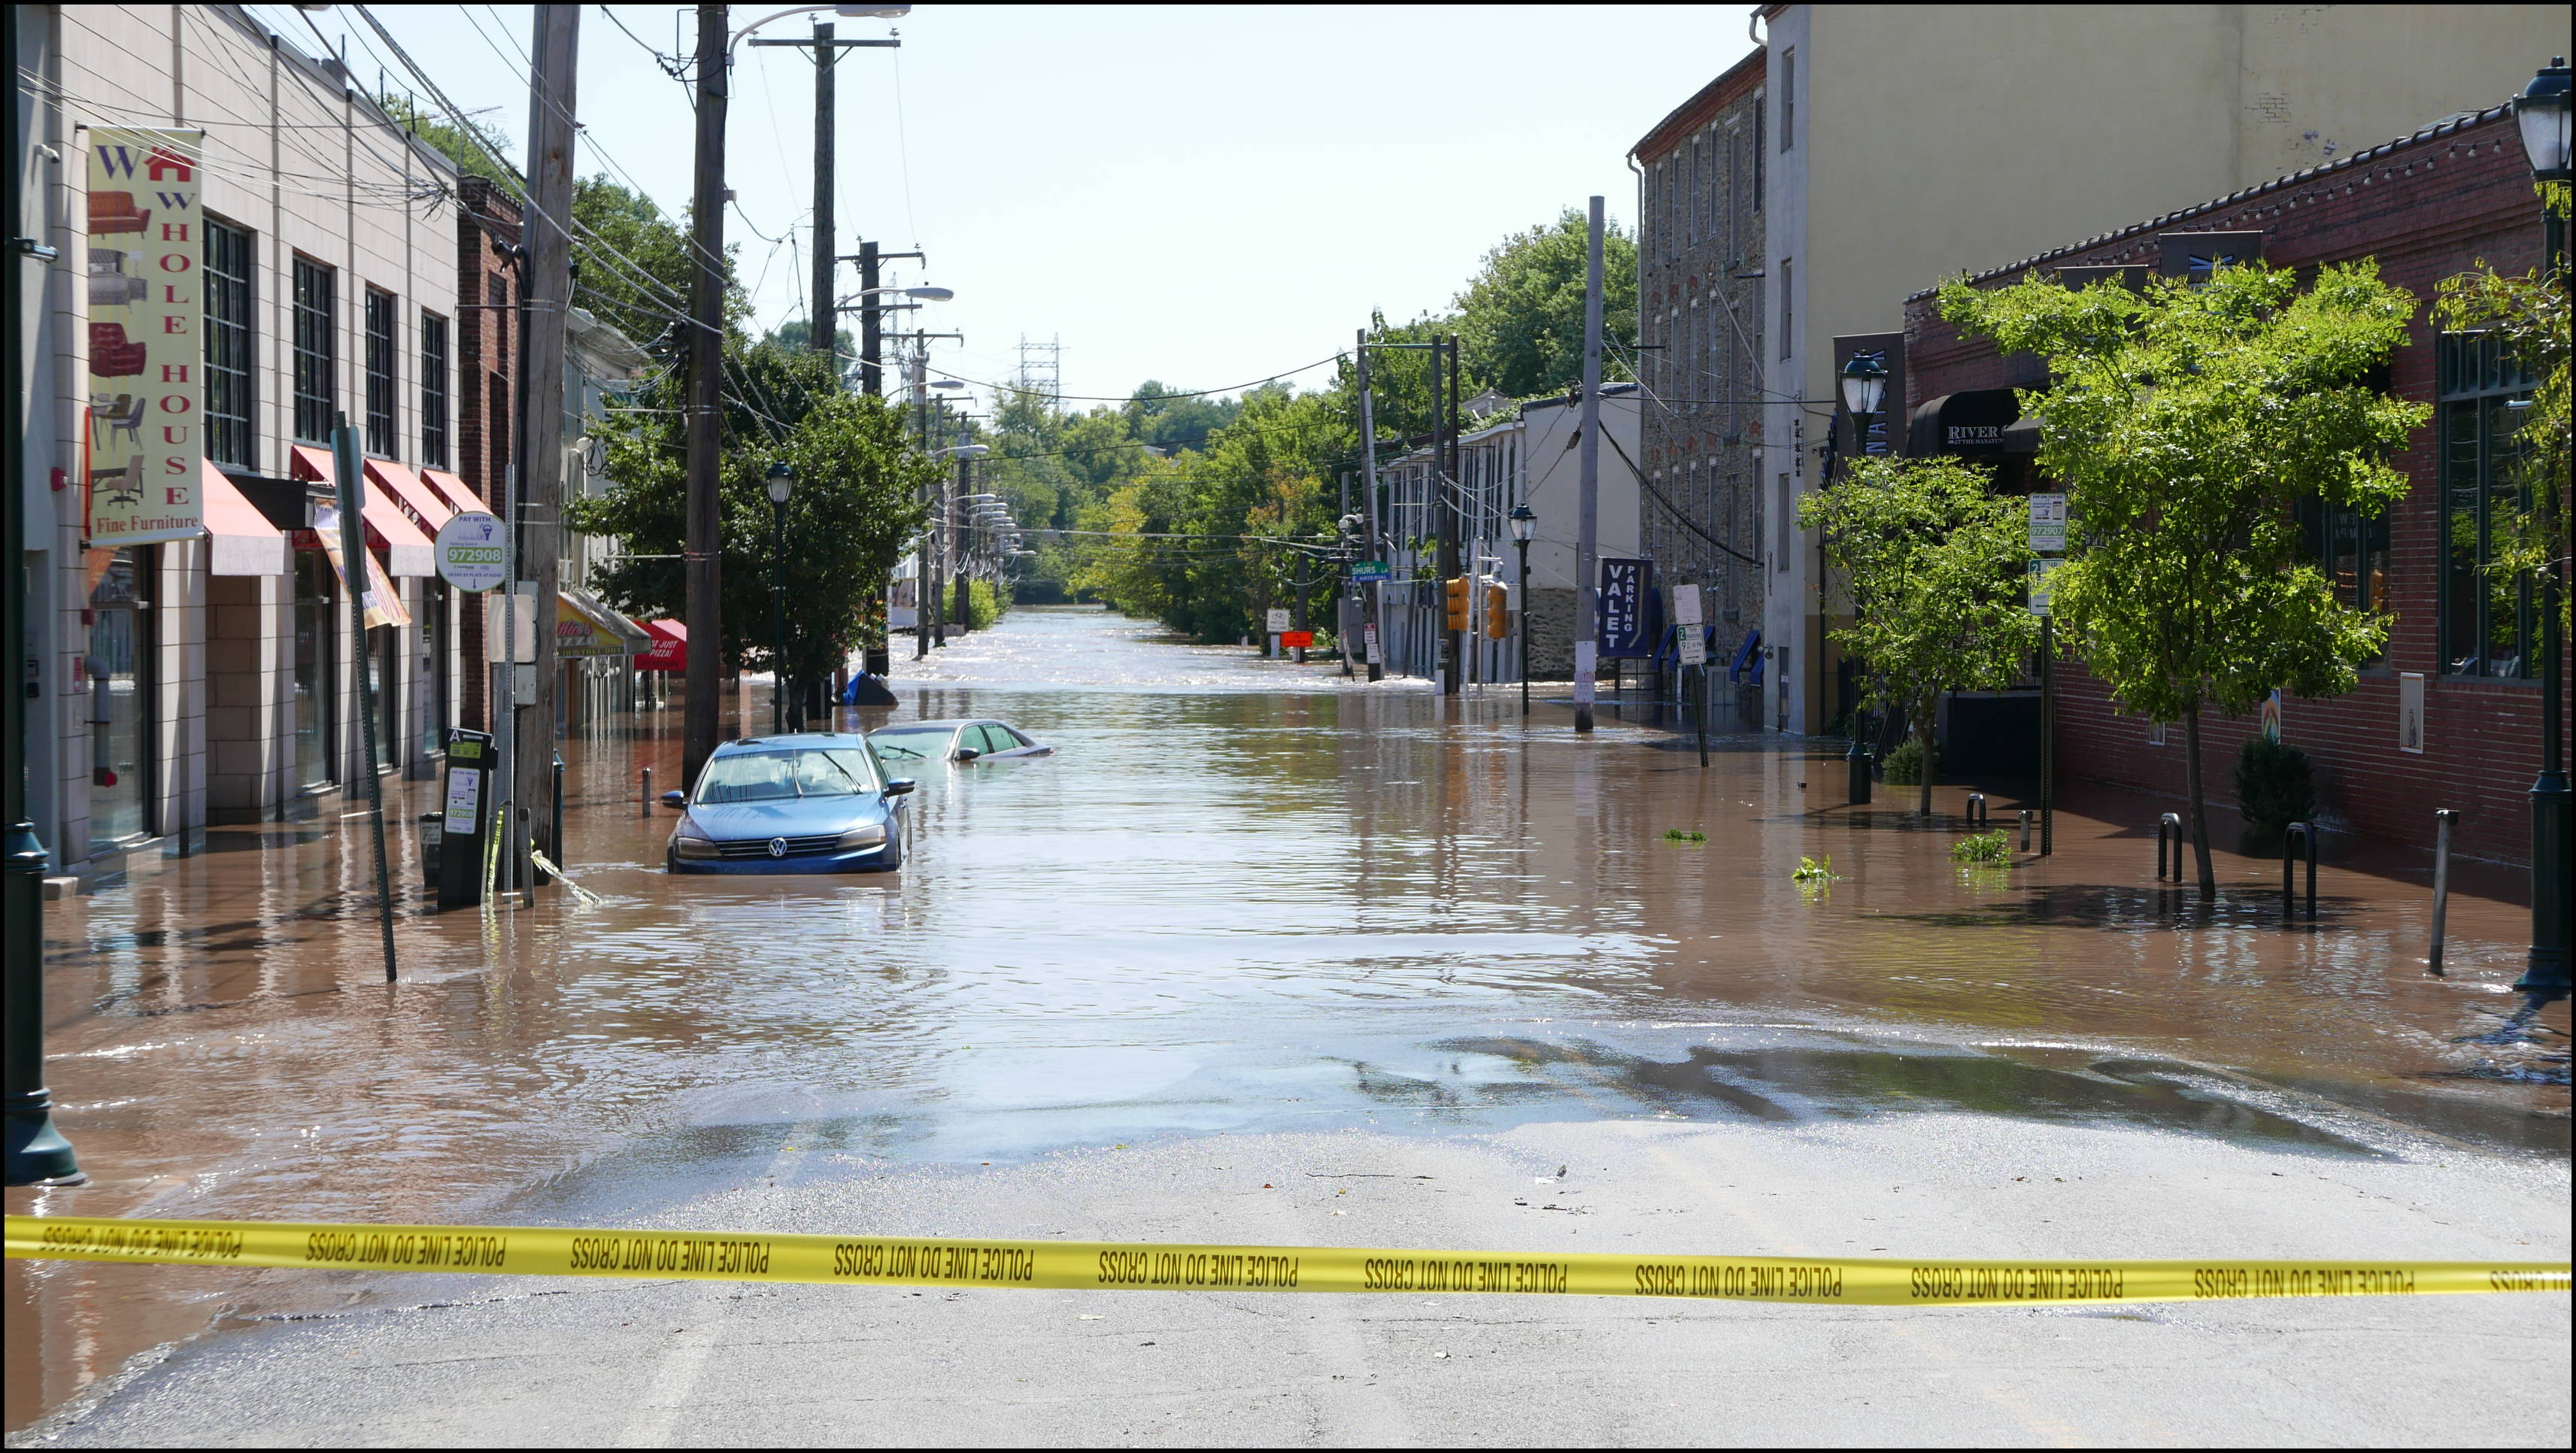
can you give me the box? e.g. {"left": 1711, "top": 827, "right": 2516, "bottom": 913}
{"left": 365, "top": 457, "right": 455, "bottom": 538}
{"left": 638, "top": 618, "right": 686, "bottom": 672}
{"left": 291, "top": 444, "right": 434, "bottom": 577}
{"left": 418, "top": 467, "right": 490, "bottom": 517}
{"left": 202, "top": 460, "right": 286, "bottom": 576}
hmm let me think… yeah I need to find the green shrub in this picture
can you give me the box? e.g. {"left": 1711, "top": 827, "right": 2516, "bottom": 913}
{"left": 1949, "top": 830, "right": 2009, "bottom": 863}
{"left": 1662, "top": 829, "right": 1706, "bottom": 844}
{"left": 2234, "top": 734, "right": 2316, "bottom": 848}
{"left": 1881, "top": 738, "right": 1924, "bottom": 785}
{"left": 961, "top": 578, "right": 1009, "bottom": 631}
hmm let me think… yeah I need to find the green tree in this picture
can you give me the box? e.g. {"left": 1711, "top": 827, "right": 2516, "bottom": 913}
{"left": 1452, "top": 208, "right": 1639, "bottom": 397}
{"left": 570, "top": 340, "right": 932, "bottom": 714}
{"left": 1940, "top": 260, "right": 2426, "bottom": 893}
{"left": 1800, "top": 457, "right": 2038, "bottom": 816}
{"left": 2434, "top": 181, "right": 2571, "bottom": 626}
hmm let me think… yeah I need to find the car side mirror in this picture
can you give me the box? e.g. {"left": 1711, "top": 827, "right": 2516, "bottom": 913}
{"left": 954, "top": 747, "right": 981, "bottom": 763}
{"left": 659, "top": 790, "right": 686, "bottom": 808}
{"left": 884, "top": 778, "right": 915, "bottom": 797}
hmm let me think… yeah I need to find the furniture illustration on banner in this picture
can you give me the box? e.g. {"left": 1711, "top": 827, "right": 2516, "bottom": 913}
{"left": 85, "top": 191, "right": 148, "bottom": 234}
{"left": 89, "top": 456, "right": 145, "bottom": 508}
{"left": 90, "top": 393, "right": 144, "bottom": 450}
{"left": 86, "top": 249, "right": 147, "bottom": 307}
{"left": 87, "top": 322, "right": 147, "bottom": 377}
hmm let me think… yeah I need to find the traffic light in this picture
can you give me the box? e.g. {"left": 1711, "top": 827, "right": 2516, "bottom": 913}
{"left": 1486, "top": 582, "right": 1509, "bottom": 640}
{"left": 1443, "top": 575, "right": 1472, "bottom": 632}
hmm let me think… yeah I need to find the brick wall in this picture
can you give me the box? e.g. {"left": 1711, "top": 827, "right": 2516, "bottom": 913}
{"left": 1904, "top": 107, "right": 2563, "bottom": 866}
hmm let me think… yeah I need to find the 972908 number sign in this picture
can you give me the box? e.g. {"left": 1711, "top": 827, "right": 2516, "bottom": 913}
{"left": 435, "top": 512, "right": 507, "bottom": 593}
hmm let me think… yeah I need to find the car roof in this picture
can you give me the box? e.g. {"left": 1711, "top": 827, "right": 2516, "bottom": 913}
{"left": 870, "top": 719, "right": 979, "bottom": 731}
{"left": 715, "top": 732, "right": 869, "bottom": 752}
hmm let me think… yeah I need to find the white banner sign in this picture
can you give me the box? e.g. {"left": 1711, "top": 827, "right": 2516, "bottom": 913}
{"left": 85, "top": 128, "right": 205, "bottom": 546}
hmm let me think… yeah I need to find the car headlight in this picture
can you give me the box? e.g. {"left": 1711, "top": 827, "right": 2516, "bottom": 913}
{"left": 835, "top": 823, "right": 887, "bottom": 850}
{"left": 672, "top": 833, "right": 719, "bottom": 860}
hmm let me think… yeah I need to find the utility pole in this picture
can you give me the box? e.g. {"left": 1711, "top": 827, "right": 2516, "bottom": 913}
{"left": 4, "top": 0, "right": 80, "bottom": 1187}
{"left": 1575, "top": 196, "right": 1605, "bottom": 734}
{"left": 951, "top": 417, "right": 972, "bottom": 636}
{"left": 1355, "top": 330, "right": 1383, "bottom": 681}
{"left": 746, "top": 26, "right": 897, "bottom": 381}
{"left": 848, "top": 241, "right": 920, "bottom": 679}
{"left": 682, "top": 2, "right": 728, "bottom": 790}
{"left": 519, "top": 2, "right": 580, "bottom": 878}
{"left": 1434, "top": 337, "right": 1461, "bottom": 696}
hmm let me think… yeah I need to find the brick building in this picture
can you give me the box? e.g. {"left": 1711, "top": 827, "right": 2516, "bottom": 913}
{"left": 1628, "top": 50, "right": 1767, "bottom": 680}
{"left": 454, "top": 175, "right": 521, "bottom": 731}
{"left": 1902, "top": 103, "right": 2562, "bottom": 865}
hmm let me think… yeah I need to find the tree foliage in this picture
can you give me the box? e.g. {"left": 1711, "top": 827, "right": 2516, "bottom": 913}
{"left": 1800, "top": 457, "right": 2038, "bottom": 815}
{"left": 569, "top": 340, "right": 931, "bottom": 703}
{"left": 1940, "top": 259, "right": 2426, "bottom": 891}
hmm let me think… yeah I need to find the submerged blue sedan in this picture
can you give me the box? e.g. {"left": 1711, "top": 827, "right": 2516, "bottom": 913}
{"left": 662, "top": 733, "right": 914, "bottom": 875}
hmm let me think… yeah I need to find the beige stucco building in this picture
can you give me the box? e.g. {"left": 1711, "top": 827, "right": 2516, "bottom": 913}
{"left": 15, "top": 4, "right": 469, "bottom": 875}
{"left": 1750, "top": 2, "right": 2572, "bottom": 734}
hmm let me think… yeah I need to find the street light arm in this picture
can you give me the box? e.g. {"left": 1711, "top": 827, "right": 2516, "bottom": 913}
{"left": 728, "top": 5, "right": 907, "bottom": 63}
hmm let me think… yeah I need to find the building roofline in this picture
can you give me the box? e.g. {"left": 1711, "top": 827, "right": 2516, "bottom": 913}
{"left": 1904, "top": 102, "right": 2516, "bottom": 302}
{"left": 1629, "top": 48, "right": 1766, "bottom": 163}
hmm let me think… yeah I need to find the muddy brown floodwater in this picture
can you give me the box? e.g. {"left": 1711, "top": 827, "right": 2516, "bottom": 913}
{"left": 7, "top": 605, "right": 2566, "bottom": 1430}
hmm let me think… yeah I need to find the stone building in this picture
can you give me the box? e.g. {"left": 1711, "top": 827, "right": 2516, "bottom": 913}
{"left": 1628, "top": 49, "right": 1767, "bottom": 702}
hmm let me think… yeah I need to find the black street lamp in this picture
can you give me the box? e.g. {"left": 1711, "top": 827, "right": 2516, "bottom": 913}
{"left": 1509, "top": 502, "right": 1537, "bottom": 717}
{"left": 2512, "top": 56, "right": 2570, "bottom": 1003}
{"left": 1837, "top": 352, "right": 1888, "bottom": 805}
{"left": 766, "top": 460, "right": 796, "bottom": 736}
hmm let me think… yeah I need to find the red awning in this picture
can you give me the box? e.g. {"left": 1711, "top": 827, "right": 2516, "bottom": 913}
{"left": 418, "top": 467, "right": 490, "bottom": 517}
{"left": 364, "top": 457, "right": 455, "bottom": 538}
{"left": 202, "top": 460, "right": 287, "bottom": 576}
{"left": 638, "top": 618, "right": 687, "bottom": 672}
{"left": 291, "top": 444, "right": 434, "bottom": 577}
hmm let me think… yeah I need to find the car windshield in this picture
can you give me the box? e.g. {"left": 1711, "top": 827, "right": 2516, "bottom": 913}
{"left": 867, "top": 726, "right": 954, "bottom": 762}
{"left": 695, "top": 748, "right": 878, "bottom": 802}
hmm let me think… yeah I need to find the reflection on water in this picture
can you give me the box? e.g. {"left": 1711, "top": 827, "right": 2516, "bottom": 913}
{"left": 7, "top": 606, "right": 2567, "bottom": 1430}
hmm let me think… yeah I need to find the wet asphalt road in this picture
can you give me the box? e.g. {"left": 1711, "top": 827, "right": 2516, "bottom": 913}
{"left": 8, "top": 607, "right": 2568, "bottom": 1444}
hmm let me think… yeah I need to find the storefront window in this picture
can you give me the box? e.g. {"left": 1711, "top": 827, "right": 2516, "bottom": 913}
{"left": 294, "top": 548, "right": 336, "bottom": 790}
{"left": 369, "top": 623, "right": 401, "bottom": 770}
{"left": 2438, "top": 332, "right": 2539, "bottom": 679}
{"left": 85, "top": 548, "right": 152, "bottom": 851}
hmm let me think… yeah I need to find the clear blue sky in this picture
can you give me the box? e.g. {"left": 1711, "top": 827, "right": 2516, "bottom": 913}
{"left": 275, "top": 5, "right": 1757, "bottom": 410}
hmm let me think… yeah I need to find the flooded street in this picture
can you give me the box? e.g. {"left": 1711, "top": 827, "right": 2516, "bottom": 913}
{"left": 8, "top": 606, "right": 2568, "bottom": 1439}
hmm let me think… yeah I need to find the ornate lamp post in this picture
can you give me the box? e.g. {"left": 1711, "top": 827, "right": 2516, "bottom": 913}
{"left": 2512, "top": 56, "right": 2570, "bottom": 1003}
{"left": 766, "top": 460, "right": 796, "bottom": 735}
{"left": 1837, "top": 353, "right": 1888, "bottom": 805}
{"left": 1509, "top": 502, "right": 1537, "bottom": 717}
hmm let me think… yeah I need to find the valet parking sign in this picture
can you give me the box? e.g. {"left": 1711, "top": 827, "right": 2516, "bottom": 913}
{"left": 85, "top": 129, "right": 206, "bottom": 545}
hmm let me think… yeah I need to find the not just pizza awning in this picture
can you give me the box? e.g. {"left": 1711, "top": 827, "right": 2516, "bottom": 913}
{"left": 636, "top": 618, "right": 686, "bottom": 672}
{"left": 290, "top": 444, "right": 434, "bottom": 576}
{"left": 557, "top": 588, "right": 654, "bottom": 660}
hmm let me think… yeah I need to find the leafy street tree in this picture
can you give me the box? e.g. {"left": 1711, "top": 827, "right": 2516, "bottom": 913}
{"left": 1941, "top": 260, "right": 2426, "bottom": 893}
{"left": 571, "top": 341, "right": 932, "bottom": 715}
{"left": 2435, "top": 181, "right": 2571, "bottom": 627}
{"left": 1452, "top": 208, "right": 1640, "bottom": 398}
{"left": 1799, "top": 457, "right": 2038, "bottom": 818}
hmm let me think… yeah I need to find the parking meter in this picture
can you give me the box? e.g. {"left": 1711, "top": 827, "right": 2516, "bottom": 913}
{"left": 434, "top": 727, "right": 495, "bottom": 909}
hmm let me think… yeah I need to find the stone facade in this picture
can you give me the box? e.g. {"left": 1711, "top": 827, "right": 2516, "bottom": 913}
{"left": 1629, "top": 50, "right": 1766, "bottom": 652}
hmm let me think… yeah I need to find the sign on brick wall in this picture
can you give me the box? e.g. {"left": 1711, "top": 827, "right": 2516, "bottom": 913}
{"left": 84, "top": 128, "right": 205, "bottom": 546}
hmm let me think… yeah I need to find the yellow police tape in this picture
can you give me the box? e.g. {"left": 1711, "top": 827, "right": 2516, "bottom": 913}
{"left": 7, "top": 1215, "right": 2568, "bottom": 1307}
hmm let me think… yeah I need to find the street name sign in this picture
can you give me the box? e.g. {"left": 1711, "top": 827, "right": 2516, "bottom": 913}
{"left": 1349, "top": 560, "right": 1390, "bottom": 583}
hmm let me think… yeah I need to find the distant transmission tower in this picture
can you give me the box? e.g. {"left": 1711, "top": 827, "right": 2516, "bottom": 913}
{"left": 1015, "top": 333, "right": 1062, "bottom": 408}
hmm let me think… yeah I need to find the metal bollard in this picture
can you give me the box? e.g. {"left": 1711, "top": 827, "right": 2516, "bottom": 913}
{"left": 1965, "top": 792, "right": 1988, "bottom": 830}
{"left": 642, "top": 766, "right": 653, "bottom": 818}
{"left": 2283, "top": 821, "right": 2318, "bottom": 923}
{"left": 2156, "top": 812, "right": 2183, "bottom": 881}
{"left": 551, "top": 754, "right": 566, "bottom": 881}
{"left": 2018, "top": 808, "right": 2032, "bottom": 851}
{"left": 2429, "top": 809, "right": 2459, "bottom": 975}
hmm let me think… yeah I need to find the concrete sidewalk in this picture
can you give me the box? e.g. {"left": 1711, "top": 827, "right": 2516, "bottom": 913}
{"left": 20, "top": 1114, "right": 2567, "bottom": 1448}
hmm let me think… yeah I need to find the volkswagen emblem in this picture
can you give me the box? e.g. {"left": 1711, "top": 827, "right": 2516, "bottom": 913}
{"left": 767, "top": 837, "right": 787, "bottom": 858}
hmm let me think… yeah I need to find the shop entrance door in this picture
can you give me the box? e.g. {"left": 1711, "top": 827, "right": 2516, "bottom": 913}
{"left": 84, "top": 546, "right": 153, "bottom": 852}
